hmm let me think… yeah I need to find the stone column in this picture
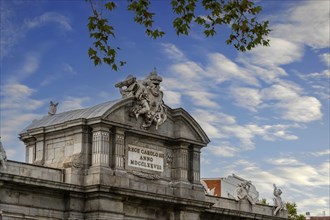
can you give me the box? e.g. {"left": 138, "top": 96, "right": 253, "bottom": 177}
{"left": 189, "top": 145, "right": 201, "bottom": 184}
{"left": 91, "top": 127, "right": 111, "bottom": 167}
{"left": 33, "top": 133, "right": 45, "bottom": 165}
{"left": 85, "top": 125, "right": 112, "bottom": 185}
{"left": 112, "top": 128, "right": 125, "bottom": 170}
{"left": 24, "top": 137, "right": 36, "bottom": 164}
{"left": 171, "top": 143, "right": 189, "bottom": 182}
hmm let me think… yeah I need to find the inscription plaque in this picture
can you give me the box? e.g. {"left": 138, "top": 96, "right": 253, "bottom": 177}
{"left": 127, "top": 144, "right": 164, "bottom": 172}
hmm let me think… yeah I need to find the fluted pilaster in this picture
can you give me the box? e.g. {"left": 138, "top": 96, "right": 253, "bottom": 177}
{"left": 92, "top": 130, "right": 110, "bottom": 166}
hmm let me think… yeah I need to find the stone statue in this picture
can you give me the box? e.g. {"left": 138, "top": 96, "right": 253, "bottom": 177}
{"left": 201, "top": 180, "right": 216, "bottom": 196}
{"left": 273, "top": 184, "right": 284, "bottom": 215}
{"left": 0, "top": 139, "right": 7, "bottom": 169}
{"left": 115, "top": 69, "right": 167, "bottom": 130}
{"left": 48, "top": 101, "right": 59, "bottom": 115}
{"left": 235, "top": 181, "right": 256, "bottom": 205}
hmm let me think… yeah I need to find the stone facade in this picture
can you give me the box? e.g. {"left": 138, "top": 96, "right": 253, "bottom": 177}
{"left": 0, "top": 74, "right": 288, "bottom": 220}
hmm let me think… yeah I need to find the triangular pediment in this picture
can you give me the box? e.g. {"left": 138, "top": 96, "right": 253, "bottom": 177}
{"left": 102, "top": 97, "right": 210, "bottom": 146}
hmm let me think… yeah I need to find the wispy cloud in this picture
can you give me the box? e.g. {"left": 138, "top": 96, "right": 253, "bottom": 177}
{"left": 208, "top": 145, "right": 238, "bottom": 158}
{"left": 0, "top": 1, "right": 22, "bottom": 59}
{"left": 272, "top": 0, "right": 330, "bottom": 49}
{"left": 41, "top": 63, "right": 77, "bottom": 86}
{"left": 7, "top": 52, "right": 41, "bottom": 83}
{"left": 0, "top": 83, "right": 43, "bottom": 111}
{"left": 240, "top": 37, "right": 304, "bottom": 67}
{"left": 0, "top": 2, "right": 72, "bottom": 60}
{"left": 311, "top": 149, "right": 330, "bottom": 157}
{"left": 261, "top": 81, "right": 322, "bottom": 123}
{"left": 193, "top": 108, "right": 299, "bottom": 154}
{"left": 161, "top": 43, "right": 186, "bottom": 62}
{"left": 230, "top": 87, "right": 261, "bottom": 112}
{"left": 59, "top": 96, "right": 90, "bottom": 112}
{"left": 215, "top": 157, "right": 330, "bottom": 214}
{"left": 320, "top": 53, "right": 330, "bottom": 67}
{"left": 24, "top": 12, "right": 72, "bottom": 32}
{"left": 162, "top": 89, "right": 182, "bottom": 107}
{"left": 206, "top": 53, "right": 259, "bottom": 86}
{"left": 0, "top": 83, "right": 44, "bottom": 160}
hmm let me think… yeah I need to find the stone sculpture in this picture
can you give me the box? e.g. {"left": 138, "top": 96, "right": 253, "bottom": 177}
{"left": 273, "top": 184, "right": 284, "bottom": 215}
{"left": 0, "top": 139, "right": 7, "bottom": 169}
{"left": 235, "top": 181, "right": 256, "bottom": 205}
{"left": 201, "top": 180, "right": 216, "bottom": 196}
{"left": 115, "top": 70, "right": 167, "bottom": 130}
{"left": 48, "top": 101, "right": 59, "bottom": 115}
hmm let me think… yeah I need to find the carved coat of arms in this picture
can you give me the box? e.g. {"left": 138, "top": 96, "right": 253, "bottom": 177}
{"left": 115, "top": 70, "right": 167, "bottom": 130}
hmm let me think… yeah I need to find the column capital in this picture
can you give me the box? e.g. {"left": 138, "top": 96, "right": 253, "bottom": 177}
{"left": 91, "top": 124, "right": 112, "bottom": 132}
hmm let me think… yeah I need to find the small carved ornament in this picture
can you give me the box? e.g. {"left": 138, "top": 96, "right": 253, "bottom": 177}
{"left": 48, "top": 101, "right": 59, "bottom": 115}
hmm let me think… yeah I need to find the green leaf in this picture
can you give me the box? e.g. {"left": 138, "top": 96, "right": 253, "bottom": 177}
{"left": 105, "top": 1, "right": 116, "bottom": 11}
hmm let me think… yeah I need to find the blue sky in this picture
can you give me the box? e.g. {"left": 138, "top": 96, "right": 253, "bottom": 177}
{"left": 1, "top": 0, "right": 329, "bottom": 216}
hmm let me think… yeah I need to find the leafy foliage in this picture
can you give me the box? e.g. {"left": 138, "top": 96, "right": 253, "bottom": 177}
{"left": 260, "top": 198, "right": 268, "bottom": 205}
{"left": 87, "top": 0, "right": 270, "bottom": 70}
{"left": 286, "top": 202, "right": 305, "bottom": 220}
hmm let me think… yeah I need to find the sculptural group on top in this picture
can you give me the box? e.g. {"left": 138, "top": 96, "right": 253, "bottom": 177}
{"left": 235, "top": 180, "right": 257, "bottom": 205}
{"left": 115, "top": 70, "right": 167, "bottom": 130}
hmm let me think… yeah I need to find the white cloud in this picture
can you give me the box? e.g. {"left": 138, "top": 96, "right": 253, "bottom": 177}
{"left": 192, "top": 109, "right": 235, "bottom": 139}
{"left": 1, "top": 113, "right": 40, "bottom": 142}
{"left": 0, "top": 3, "right": 72, "bottom": 60}
{"left": 230, "top": 87, "right": 261, "bottom": 112}
{"left": 186, "top": 91, "right": 218, "bottom": 108}
{"left": 169, "top": 61, "right": 204, "bottom": 79}
{"left": 272, "top": 1, "right": 330, "bottom": 49}
{"left": 59, "top": 96, "right": 90, "bottom": 112}
{"left": 320, "top": 53, "right": 330, "bottom": 67}
{"left": 0, "top": 83, "right": 43, "bottom": 110}
{"left": 193, "top": 107, "right": 299, "bottom": 152}
{"left": 193, "top": 109, "right": 236, "bottom": 125}
{"left": 0, "top": 83, "right": 44, "bottom": 161}
{"left": 41, "top": 63, "right": 76, "bottom": 86}
{"left": 278, "top": 96, "right": 322, "bottom": 123}
{"left": 209, "top": 145, "right": 238, "bottom": 158}
{"left": 311, "top": 149, "right": 330, "bottom": 157}
{"left": 24, "top": 12, "right": 72, "bottom": 31}
{"left": 63, "top": 63, "right": 76, "bottom": 74}
{"left": 216, "top": 157, "right": 330, "bottom": 214}
{"left": 6, "top": 53, "right": 40, "bottom": 83}
{"left": 298, "top": 197, "right": 330, "bottom": 216}
{"left": 161, "top": 43, "right": 186, "bottom": 62}
{"left": 242, "top": 38, "right": 303, "bottom": 67}
{"left": 267, "top": 157, "right": 304, "bottom": 166}
{"left": 206, "top": 53, "right": 259, "bottom": 86}
{"left": 261, "top": 82, "right": 322, "bottom": 123}
{"left": 163, "top": 90, "right": 181, "bottom": 107}
{"left": 0, "top": 1, "right": 22, "bottom": 59}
